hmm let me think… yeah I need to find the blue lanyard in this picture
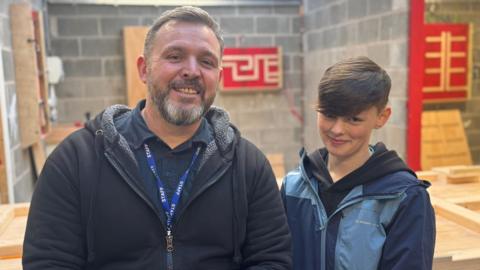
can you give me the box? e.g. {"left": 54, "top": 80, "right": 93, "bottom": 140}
{"left": 144, "top": 144, "right": 201, "bottom": 230}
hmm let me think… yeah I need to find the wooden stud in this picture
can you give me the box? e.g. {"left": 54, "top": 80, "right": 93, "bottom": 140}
{"left": 123, "top": 26, "right": 149, "bottom": 108}
{"left": 9, "top": 3, "right": 41, "bottom": 148}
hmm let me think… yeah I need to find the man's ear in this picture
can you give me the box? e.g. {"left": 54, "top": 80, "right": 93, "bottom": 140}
{"left": 375, "top": 106, "right": 391, "bottom": 129}
{"left": 137, "top": 55, "right": 148, "bottom": 84}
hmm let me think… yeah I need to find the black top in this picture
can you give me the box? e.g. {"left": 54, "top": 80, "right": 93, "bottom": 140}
{"left": 115, "top": 100, "right": 213, "bottom": 210}
{"left": 305, "top": 142, "right": 415, "bottom": 216}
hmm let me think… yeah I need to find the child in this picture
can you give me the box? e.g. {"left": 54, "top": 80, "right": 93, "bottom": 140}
{"left": 282, "top": 56, "right": 435, "bottom": 270}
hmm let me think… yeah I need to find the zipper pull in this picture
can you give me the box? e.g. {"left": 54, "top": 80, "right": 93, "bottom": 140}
{"left": 166, "top": 230, "right": 174, "bottom": 252}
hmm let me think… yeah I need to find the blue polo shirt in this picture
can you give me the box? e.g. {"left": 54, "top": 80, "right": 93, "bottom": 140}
{"left": 115, "top": 100, "right": 213, "bottom": 210}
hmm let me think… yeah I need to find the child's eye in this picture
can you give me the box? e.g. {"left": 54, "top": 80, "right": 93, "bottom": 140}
{"left": 348, "top": 117, "right": 362, "bottom": 123}
{"left": 322, "top": 113, "right": 336, "bottom": 119}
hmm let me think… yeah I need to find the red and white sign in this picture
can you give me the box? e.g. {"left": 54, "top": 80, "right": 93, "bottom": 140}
{"left": 221, "top": 47, "right": 283, "bottom": 92}
{"left": 423, "top": 24, "right": 472, "bottom": 102}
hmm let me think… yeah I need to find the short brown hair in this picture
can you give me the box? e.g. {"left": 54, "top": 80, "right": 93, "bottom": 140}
{"left": 143, "top": 6, "right": 224, "bottom": 63}
{"left": 317, "top": 56, "right": 391, "bottom": 116}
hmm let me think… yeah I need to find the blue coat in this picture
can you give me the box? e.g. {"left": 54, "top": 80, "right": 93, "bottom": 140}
{"left": 282, "top": 149, "right": 435, "bottom": 270}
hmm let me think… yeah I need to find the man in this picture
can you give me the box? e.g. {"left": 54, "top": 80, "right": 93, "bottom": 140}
{"left": 23, "top": 6, "right": 292, "bottom": 270}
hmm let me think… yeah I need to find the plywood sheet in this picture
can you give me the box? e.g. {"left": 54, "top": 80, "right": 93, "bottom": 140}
{"left": 9, "top": 3, "right": 41, "bottom": 148}
{"left": 0, "top": 204, "right": 28, "bottom": 259}
{"left": 421, "top": 110, "right": 472, "bottom": 170}
{"left": 123, "top": 26, "right": 149, "bottom": 108}
{"left": 0, "top": 258, "right": 21, "bottom": 270}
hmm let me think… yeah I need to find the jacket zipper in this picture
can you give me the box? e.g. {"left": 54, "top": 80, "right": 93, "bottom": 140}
{"left": 107, "top": 149, "right": 232, "bottom": 270}
{"left": 298, "top": 160, "right": 404, "bottom": 270}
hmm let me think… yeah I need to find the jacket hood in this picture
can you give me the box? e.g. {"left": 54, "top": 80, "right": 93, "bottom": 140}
{"left": 85, "top": 103, "right": 239, "bottom": 166}
{"left": 302, "top": 142, "right": 416, "bottom": 192}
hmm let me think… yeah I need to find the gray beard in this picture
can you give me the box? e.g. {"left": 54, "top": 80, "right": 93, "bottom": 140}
{"left": 150, "top": 87, "right": 208, "bottom": 126}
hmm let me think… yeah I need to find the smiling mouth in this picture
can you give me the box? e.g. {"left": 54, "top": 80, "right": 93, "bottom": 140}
{"left": 330, "top": 137, "right": 348, "bottom": 144}
{"left": 175, "top": 87, "right": 199, "bottom": 95}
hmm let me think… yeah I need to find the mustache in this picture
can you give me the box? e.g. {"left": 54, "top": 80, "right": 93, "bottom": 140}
{"left": 168, "top": 79, "right": 204, "bottom": 93}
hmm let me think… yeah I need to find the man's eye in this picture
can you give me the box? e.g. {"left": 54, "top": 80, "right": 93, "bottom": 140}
{"left": 201, "top": 59, "right": 215, "bottom": 67}
{"left": 167, "top": 54, "right": 180, "bottom": 61}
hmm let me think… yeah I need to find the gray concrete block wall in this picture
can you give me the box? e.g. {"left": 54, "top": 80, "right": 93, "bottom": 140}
{"left": 48, "top": 3, "right": 303, "bottom": 172}
{"left": 0, "top": 0, "right": 39, "bottom": 203}
{"left": 303, "top": 0, "right": 410, "bottom": 160}
{"left": 425, "top": 1, "right": 480, "bottom": 164}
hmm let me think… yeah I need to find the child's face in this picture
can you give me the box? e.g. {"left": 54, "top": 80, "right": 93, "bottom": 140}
{"left": 317, "top": 106, "right": 391, "bottom": 161}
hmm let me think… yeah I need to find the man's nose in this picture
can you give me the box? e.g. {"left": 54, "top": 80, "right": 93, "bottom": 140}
{"left": 181, "top": 57, "right": 200, "bottom": 79}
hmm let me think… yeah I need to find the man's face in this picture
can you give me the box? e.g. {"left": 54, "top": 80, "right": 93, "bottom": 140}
{"left": 141, "top": 20, "right": 222, "bottom": 126}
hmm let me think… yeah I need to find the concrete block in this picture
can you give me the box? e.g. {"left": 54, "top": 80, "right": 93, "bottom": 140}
{"left": 329, "top": 3, "right": 347, "bottom": 25}
{"left": 223, "top": 36, "right": 236, "bottom": 47}
{"left": 63, "top": 59, "right": 102, "bottom": 78}
{"left": 284, "top": 72, "right": 302, "bottom": 89}
{"left": 358, "top": 18, "right": 379, "bottom": 44}
{"left": 315, "top": 8, "right": 329, "bottom": 29}
{"left": 388, "top": 98, "right": 407, "bottom": 126}
{"left": 304, "top": 13, "right": 315, "bottom": 31}
{"left": 283, "top": 55, "right": 291, "bottom": 71}
{"left": 58, "top": 18, "right": 99, "bottom": 37}
{"left": 238, "top": 6, "right": 272, "bottom": 15}
{"left": 100, "top": 17, "right": 139, "bottom": 36}
{"left": 236, "top": 110, "right": 275, "bottom": 129}
{"left": 238, "top": 35, "right": 273, "bottom": 47}
{"left": 346, "top": 23, "right": 357, "bottom": 45}
{"left": 392, "top": 0, "right": 408, "bottom": 11}
{"left": 55, "top": 78, "right": 85, "bottom": 98}
{"left": 291, "top": 54, "right": 303, "bottom": 70}
{"left": 257, "top": 17, "right": 291, "bottom": 34}
{"left": 51, "top": 38, "right": 80, "bottom": 57}
{"left": 118, "top": 6, "right": 159, "bottom": 15}
{"left": 77, "top": 4, "right": 119, "bottom": 15}
{"left": 220, "top": 17, "right": 254, "bottom": 34}
{"left": 57, "top": 98, "right": 106, "bottom": 123}
{"left": 260, "top": 127, "right": 296, "bottom": 145}
{"left": 388, "top": 69, "right": 407, "bottom": 97}
{"left": 306, "top": 31, "right": 323, "bottom": 51}
{"left": 47, "top": 3, "right": 77, "bottom": 15}
{"left": 305, "top": 0, "right": 326, "bottom": 12}
{"left": 368, "top": 0, "right": 393, "bottom": 15}
{"left": 13, "top": 170, "right": 34, "bottom": 203}
{"left": 292, "top": 16, "right": 302, "bottom": 33}
{"left": 2, "top": 49, "right": 14, "bottom": 82}
{"left": 84, "top": 78, "right": 125, "bottom": 98}
{"left": 202, "top": 6, "right": 236, "bottom": 16}
{"left": 104, "top": 58, "right": 124, "bottom": 76}
{"left": 274, "top": 6, "right": 299, "bottom": 15}
{"left": 323, "top": 26, "right": 347, "bottom": 48}
{"left": 367, "top": 43, "right": 390, "bottom": 67}
{"left": 466, "top": 130, "right": 480, "bottom": 148}
{"left": 48, "top": 17, "right": 58, "bottom": 39}
{"left": 104, "top": 97, "right": 127, "bottom": 106}
{"left": 275, "top": 35, "right": 301, "bottom": 53}
{"left": 81, "top": 38, "right": 122, "bottom": 57}
{"left": 141, "top": 17, "right": 156, "bottom": 26}
{"left": 347, "top": 0, "right": 367, "bottom": 19}
{"left": 380, "top": 12, "right": 408, "bottom": 40}
{"left": 390, "top": 42, "right": 407, "bottom": 68}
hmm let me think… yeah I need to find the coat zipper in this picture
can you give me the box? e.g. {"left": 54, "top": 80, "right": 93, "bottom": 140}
{"left": 107, "top": 149, "right": 232, "bottom": 270}
{"left": 298, "top": 159, "right": 404, "bottom": 270}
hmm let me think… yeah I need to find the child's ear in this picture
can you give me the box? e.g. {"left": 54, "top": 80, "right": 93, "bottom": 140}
{"left": 375, "top": 106, "right": 391, "bottom": 129}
